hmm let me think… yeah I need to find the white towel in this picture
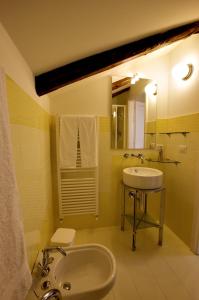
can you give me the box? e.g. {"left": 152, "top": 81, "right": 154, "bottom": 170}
{"left": 0, "top": 70, "right": 32, "bottom": 300}
{"left": 78, "top": 116, "right": 98, "bottom": 168}
{"left": 60, "top": 115, "right": 78, "bottom": 168}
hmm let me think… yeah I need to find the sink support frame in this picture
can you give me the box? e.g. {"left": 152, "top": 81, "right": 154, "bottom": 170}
{"left": 121, "top": 184, "right": 166, "bottom": 251}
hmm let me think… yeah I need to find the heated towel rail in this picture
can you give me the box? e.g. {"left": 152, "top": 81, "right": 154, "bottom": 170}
{"left": 56, "top": 116, "right": 99, "bottom": 219}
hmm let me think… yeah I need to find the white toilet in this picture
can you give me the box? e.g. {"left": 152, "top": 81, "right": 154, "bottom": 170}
{"left": 50, "top": 228, "right": 76, "bottom": 247}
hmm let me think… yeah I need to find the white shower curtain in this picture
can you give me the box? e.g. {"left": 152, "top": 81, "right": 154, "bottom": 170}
{"left": 0, "top": 69, "right": 32, "bottom": 299}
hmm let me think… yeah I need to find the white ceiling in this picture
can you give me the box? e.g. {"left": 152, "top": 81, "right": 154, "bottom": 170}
{"left": 0, "top": 0, "right": 199, "bottom": 75}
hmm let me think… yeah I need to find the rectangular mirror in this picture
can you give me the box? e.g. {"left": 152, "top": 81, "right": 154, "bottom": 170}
{"left": 111, "top": 76, "right": 157, "bottom": 149}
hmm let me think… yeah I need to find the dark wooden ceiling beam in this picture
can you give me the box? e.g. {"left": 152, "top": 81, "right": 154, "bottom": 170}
{"left": 112, "top": 77, "right": 131, "bottom": 91}
{"left": 35, "top": 20, "right": 199, "bottom": 96}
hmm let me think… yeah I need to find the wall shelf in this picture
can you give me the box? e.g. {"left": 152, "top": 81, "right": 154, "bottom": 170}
{"left": 144, "top": 132, "right": 156, "bottom": 135}
{"left": 158, "top": 131, "right": 190, "bottom": 137}
{"left": 146, "top": 158, "right": 181, "bottom": 165}
{"left": 144, "top": 131, "right": 190, "bottom": 136}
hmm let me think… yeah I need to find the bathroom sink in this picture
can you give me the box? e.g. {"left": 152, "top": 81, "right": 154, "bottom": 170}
{"left": 123, "top": 167, "right": 163, "bottom": 189}
{"left": 32, "top": 244, "right": 116, "bottom": 300}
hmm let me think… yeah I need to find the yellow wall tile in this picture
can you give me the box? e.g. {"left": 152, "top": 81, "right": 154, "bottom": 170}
{"left": 157, "top": 113, "right": 199, "bottom": 133}
{"left": 99, "top": 116, "right": 111, "bottom": 133}
{"left": 155, "top": 120, "right": 199, "bottom": 246}
{"left": 145, "top": 121, "right": 156, "bottom": 133}
{"left": 6, "top": 76, "right": 50, "bottom": 131}
{"left": 156, "top": 119, "right": 168, "bottom": 133}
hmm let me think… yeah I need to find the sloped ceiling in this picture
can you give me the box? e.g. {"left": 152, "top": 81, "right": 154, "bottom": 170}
{"left": 0, "top": 0, "right": 199, "bottom": 75}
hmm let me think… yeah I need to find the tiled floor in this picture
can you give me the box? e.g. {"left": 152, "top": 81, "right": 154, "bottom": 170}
{"left": 75, "top": 226, "right": 199, "bottom": 300}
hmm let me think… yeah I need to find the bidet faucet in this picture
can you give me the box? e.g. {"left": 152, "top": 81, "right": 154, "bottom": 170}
{"left": 42, "top": 247, "right": 67, "bottom": 265}
{"left": 131, "top": 153, "right": 144, "bottom": 164}
{"left": 38, "top": 247, "right": 67, "bottom": 277}
{"left": 41, "top": 289, "right": 62, "bottom": 300}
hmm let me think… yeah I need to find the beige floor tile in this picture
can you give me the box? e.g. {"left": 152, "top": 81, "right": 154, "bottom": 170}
{"left": 112, "top": 264, "right": 141, "bottom": 300}
{"left": 75, "top": 226, "right": 198, "bottom": 300}
{"left": 102, "top": 290, "right": 115, "bottom": 300}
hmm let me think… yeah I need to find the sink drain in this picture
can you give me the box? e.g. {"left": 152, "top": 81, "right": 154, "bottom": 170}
{"left": 63, "top": 282, "right": 71, "bottom": 291}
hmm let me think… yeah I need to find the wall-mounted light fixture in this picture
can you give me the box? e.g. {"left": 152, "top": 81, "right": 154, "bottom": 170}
{"left": 145, "top": 82, "right": 157, "bottom": 96}
{"left": 172, "top": 63, "right": 193, "bottom": 81}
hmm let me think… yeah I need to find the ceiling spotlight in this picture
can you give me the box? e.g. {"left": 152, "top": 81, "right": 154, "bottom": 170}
{"left": 131, "top": 73, "right": 139, "bottom": 85}
{"left": 172, "top": 63, "right": 193, "bottom": 81}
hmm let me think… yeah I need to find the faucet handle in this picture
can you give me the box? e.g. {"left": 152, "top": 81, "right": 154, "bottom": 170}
{"left": 37, "top": 262, "right": 50, "bottom": 277}
{"left": 39, "top": 247, "right": 67, "bottom": 277}
{"left": 123, "top": 153, "right": 129, "bottom": 158}
{"left": 42, "top": 249, "right": 54, "bottom": 267}
{"left": 42, "top": 247, "right": 65, "bottom": 267}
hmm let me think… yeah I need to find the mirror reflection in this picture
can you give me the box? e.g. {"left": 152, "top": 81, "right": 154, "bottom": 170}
{"left": 111, "top": 76, "right": 157, "bottom": 149}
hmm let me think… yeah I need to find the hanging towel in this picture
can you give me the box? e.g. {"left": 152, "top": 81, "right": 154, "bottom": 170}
{"left": 0, "top": 70, "right": 32, "bottom": 299}
{"left": 60, "top": 115, "right": 78, "bottom": 168}
{"left": 78, "top": 116, "right": 98, "bottom": 168}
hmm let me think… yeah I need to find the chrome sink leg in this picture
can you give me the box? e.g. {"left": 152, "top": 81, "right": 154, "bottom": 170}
{"left": 144, "top": 193, "right": 148, "bottom": 215}
{"left": 158, "top": 189, "right": 166, "bottom": 246}
{"left": 121, "top": 185, "right": 126, "bottom": 231}
{"left": 132, "top": 191, "right": 137, "bottom": 251}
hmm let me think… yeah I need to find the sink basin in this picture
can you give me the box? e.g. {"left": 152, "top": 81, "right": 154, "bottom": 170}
{"left": 32, "top": 244, "right": 116, "bottom": 300}
{"left": 123, "top": 167, "right": 163, "bottom": 189}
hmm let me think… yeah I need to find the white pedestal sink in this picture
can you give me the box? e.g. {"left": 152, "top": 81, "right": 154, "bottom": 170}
{"left": 123, "top": 167, "right": 163, "bottom": 189}
{"left": 31, "top": 244, "right": 116, "bottom": 300}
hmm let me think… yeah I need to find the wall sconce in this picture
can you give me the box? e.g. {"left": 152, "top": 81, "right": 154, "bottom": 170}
{"left": 145, "top": 82, "right": 157, "bottom": 96}
{"left": 172, "top": 63, "right": 193, "bottom": 81}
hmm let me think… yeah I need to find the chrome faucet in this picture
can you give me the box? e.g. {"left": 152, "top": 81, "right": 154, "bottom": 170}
{"left": 131, "top": 153, "right": 144, "bottom": 164}
{"left": 123, "top": 153, "right": 129, "bottom": 158}
{"left": 38, "top": 247, "right": 67, "bottom": 277}
{"left": 42, "top": 247, "right": 67, "bottom": 265}
{"left": 41, "top": 289, "right": 62, "bottom": 300}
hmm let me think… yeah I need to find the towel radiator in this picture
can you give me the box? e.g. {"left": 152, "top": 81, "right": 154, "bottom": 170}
{"left": 56, "top": 117, "right": 98, "bottom": 218}
{"left": 59, "top": 167, "right": 98, "bottom": 217}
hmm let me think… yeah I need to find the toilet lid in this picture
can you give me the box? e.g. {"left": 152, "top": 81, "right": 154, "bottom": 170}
{"left": 51, "top": 228, "right": 76, "bottom": 245}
